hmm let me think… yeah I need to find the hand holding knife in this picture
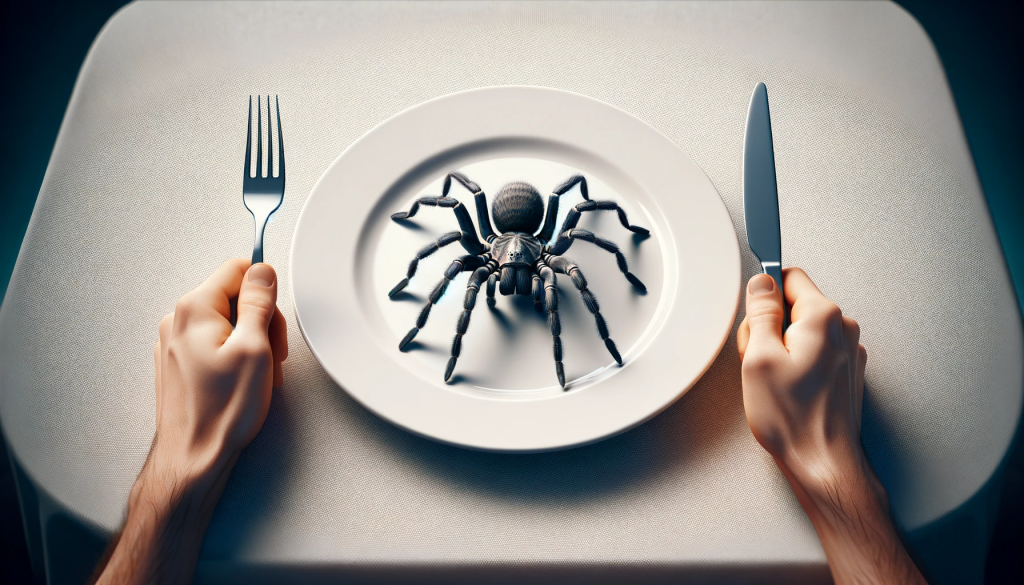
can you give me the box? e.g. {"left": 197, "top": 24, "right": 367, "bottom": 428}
{"left": 743, "top": 82, "right": 788, "bottom": 331}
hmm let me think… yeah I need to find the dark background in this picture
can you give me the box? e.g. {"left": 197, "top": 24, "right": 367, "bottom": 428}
{"left": 1, "top": 1, "right": 1021, "bottom": 583}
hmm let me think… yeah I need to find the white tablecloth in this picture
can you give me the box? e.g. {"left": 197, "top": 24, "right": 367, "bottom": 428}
{"left": 1, "top": 2, "right": 1020, "bottom": 583}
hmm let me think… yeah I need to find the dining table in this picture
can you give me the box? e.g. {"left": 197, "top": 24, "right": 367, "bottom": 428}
{"left": 1, "top": 1, "right": 1021, "bottom": 584}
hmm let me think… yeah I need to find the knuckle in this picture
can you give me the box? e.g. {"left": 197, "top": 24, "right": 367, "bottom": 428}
{"left": 741, "top": 352, "right": 777, "bottom": 377}
{"left": 225, "top": 258, "right": 249, "bottom": 271}
{"left": 232, "top": 335, "right": 271, "bottom": 362}
{"left": 749, "top": 427, "right": 783, "bottom": 456}
{"left": 746, "top": 310, "right": 782, "bottom": 329}
{"left": 783, "top": 266, "right": 806, "bottom": 281}
{"left": 159, "top": 313, "right": 174, "bottom": 329}
{"left": 820, "top": 302, "right": 843, "bottom": 324}
{"left": 238, "top": 298, "right": 272, "bottom": 319}
{"left": 745, "top": 301, "right": 783, "bottom": 322}
{"left": 843, "top": 316, "right": 860, "bottom": 337}
{"left": 174, "top": 293, "right": 199, "bottom": 318}
{"left": 835, "top": 351, "right": 852, "bottom": 370}
{"left": 165, "top": 339, "right": 185, "bottom": 364}
{"left": 819, "top": 303, "right": 847, "bottom": 348}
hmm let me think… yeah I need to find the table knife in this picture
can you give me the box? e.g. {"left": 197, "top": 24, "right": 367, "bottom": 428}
{"left": 742, "top": 82, "right": 788, "bottom": 330}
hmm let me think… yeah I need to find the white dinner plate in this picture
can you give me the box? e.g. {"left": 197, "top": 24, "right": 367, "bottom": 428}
{"left": 292, "top": 86, "right": 740, "bottom": 452}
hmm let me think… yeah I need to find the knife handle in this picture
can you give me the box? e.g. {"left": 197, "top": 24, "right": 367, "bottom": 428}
{"left": 761, "top": 262, "right": 789, "bottom": 333}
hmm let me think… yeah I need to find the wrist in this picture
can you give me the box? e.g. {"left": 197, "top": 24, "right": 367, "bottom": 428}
{"left": 774, "top": 447, "right": 926, "bottom": 584}
{"left": 777, "top": 445, "right": 891, "bottom": 535}
{"left": 777, "top": 439, "right": 876, "bottom": 496}
{"left": 97, "top": 446, "right": 233, "bottom": 585}
{"left": 128, "top": 439, "right": 235, "bottom": 531}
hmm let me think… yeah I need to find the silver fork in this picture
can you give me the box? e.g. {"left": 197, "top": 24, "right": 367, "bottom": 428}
{"left": 244, "top": 95, "right": 285, "bottom": 264}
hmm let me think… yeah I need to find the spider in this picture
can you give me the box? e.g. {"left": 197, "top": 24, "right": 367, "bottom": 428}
{"left": 388, "top": 170, "right": 649, "bottom": 389}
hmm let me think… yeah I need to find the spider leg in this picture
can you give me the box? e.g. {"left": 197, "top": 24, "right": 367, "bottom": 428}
{"left": 397, "top": 255, "right": 483, "bottom": 350}
{"left": 549, "top": 229, "right": 646, "bottom": 291}
{"left": 557, "top": 200, "right": 649, "bottom": 237}
{"left": 537, "top": 261, "right": 566, "bottom": 389}
{"left": 485, "top": 272, "right": 497, "bottom": 308}
{"left": 537, "top": 173, "right": 590, "bottom": 243}
{"left": 391, "top": 181, "right": 487, "bottom": 254}
{"left": 441, "top": 170, "right": 497, "bottom": 243}
{"left": 531, "top": 273, "right": 543, "bottom": 312}
{"left": 445, "top": 265, "right": 494, "bottom": 382}
{"left": 547, "top": 255, "right": 623, "bottom": 365}
{"left": 388, "top": 231, "right": 467, "bottom": 297}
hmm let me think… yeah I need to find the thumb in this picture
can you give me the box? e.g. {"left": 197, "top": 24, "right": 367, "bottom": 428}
{"left": 235, "top": 263, "right": 278, "bottom": 337}
{"left": 742, "top": 273, "right": 785, "bottom": 355}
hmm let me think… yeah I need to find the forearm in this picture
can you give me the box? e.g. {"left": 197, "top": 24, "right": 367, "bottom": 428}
{"left": 781, "top": 452, "right": 927, "bottom": 585}
{"left": 94, "top": 446, "right": 235, "bottom": 585}
{"left": 93, "top": 260, "right": 282, "bottom": 584}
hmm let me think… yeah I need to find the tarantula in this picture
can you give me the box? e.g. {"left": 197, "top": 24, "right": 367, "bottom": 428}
{"left": 388, "top": 171, "right": 649, "bottom": 389}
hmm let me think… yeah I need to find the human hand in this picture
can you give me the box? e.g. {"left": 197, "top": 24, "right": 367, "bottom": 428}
{"left": 94, "top": 259, "right": 287, "bottom": 585}
{"left": 736, "top": 267, "right": 867, "bottom": 487}
{"left": 736, "top": 268, "right": 925, "bottom": 584}
{"left": 153, "top": 258, "right": 288, "bottom": 474}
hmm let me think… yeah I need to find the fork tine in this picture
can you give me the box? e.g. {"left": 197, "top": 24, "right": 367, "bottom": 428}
{"left": 256, "top": 96, "right": 264, "bottom": 178}
{"left": 275, "top": 95, "right": 284, "bottom": 180}
{"left": 266, "top": 95, "right": 274, "bottom": 178}
{"left": 244, "top": 95, "right": 252, "bottom": 178}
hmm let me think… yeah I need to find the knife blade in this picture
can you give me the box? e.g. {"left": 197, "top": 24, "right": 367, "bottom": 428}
{"left": 742, "top": 82, "right": 787, "bottom": 329}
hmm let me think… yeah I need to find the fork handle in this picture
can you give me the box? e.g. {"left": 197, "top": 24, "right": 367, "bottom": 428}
{"left": 251, "top": 212, "right": 269, "bottom": 265}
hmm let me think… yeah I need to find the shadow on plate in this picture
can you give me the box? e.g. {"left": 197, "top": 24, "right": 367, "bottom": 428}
{"left": 333, "top": 338, "right": 745, "bottom": 505}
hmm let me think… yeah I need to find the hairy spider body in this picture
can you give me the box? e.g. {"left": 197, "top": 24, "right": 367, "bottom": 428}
{"left": 490, "top": 233, "right": 544, "bottom": 295}
{"left": 389, "top": 171, "right": 650, "bottom": 389}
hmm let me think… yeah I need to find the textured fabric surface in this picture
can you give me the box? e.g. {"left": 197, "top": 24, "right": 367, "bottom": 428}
{"left": 0, "top": 0, "right": 1020, "bottom": 578}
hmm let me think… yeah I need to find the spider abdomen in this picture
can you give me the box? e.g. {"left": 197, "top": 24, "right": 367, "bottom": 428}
{"left": 491, "top": 182, "right": 545, "bottom": 234}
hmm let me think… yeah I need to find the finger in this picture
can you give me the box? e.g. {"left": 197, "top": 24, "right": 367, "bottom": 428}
{"left": 841, "top": 316, "right": 861, "bottom": 367}
{"left": 782, "top": 267, "right": 829, "bottom": 323}
{"left": 274, "top": 360, "right": 283, "bottom": 388}
{"left": 270, "top": 306, "right": 289, "bottom": 362}
{"left": 159, "top": 312, "right": 174, "bottom": 347}
{"left": 153, "top": 341, "right": 163, "bottom": 422}
{"left": 156, "top": 312, "right": 173, "bottom": 424}
{"left": 841, "top": 315, "right": 861, "bottom": 425}
{"left": 179, "top": 259, "right": 250, "bottom": 324}
{"left": 234, "top": 263, "right": 279, "bottom": 339}
{"left": 737, "top": 316, "right": 750, "bottom": 359}
{"left": 855, "top": 344, "right": 867, "bottom": 435}
{"left": 743, "top": 273, "right": 786, "bottom": 356}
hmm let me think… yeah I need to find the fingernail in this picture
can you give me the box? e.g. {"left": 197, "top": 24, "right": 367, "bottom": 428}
{"left": 249, "top": 263, "right": 275, "bottom": 287}
{"left": 748, "top": 273, "right": 775, "bottom": 295}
